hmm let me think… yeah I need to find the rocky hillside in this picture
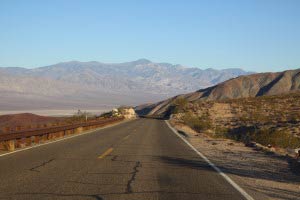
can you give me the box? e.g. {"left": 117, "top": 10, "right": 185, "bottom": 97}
{"left": 171, "top": 91, "right": 300, "bottom": 149}
{"left": 138, "top": 68, "right": 300, "bottom": 116}
{"left": 0, "top": 59, "right": 251, "bottom": 110}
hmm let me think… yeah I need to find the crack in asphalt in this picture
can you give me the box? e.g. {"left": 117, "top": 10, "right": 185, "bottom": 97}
{"left": 126, "top": 161, "right": 141, "bottom": 194}
{"left": 29, "top": 158, "right": 55, "bottom": 172}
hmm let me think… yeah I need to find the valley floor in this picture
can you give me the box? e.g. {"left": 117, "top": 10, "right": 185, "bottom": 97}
{"left": 0, "top": 109, "right": 109, "bottom": 117}
{"left": 172, "top": 122, "right": 300, "bottom": 200}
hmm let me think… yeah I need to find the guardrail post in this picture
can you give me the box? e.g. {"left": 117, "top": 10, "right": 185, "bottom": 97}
{"left": 6, "top": 140, "right": 15, "bottom": 151}
{"left": 34, "top": 135, "right": 40, "bottom": 144}
{"left": 42, "top": 134, "right": 47, "bottom": 143}
{"left": 58, "top": 131, "right": 64, "bottom": 138}
{"left": 65, "top": 130, "right": 71, "bottom": 135}
{"left": 26, "top": 137, "right": 32, "bottom": 146}
{"left": 17, "top": 138, "right": 26, "bottom": 148}
{"left": 75, "top": 127, "right": 83, "bottom": 134}
{"left": 0, "top": 142, "right": 5, "bottom": 150}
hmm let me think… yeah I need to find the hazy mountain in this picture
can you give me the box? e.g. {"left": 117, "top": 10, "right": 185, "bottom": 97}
{"left": 0, "top": 59, "right": 252, "bottom": 110}
{"left": 137, "top": 68, "right": 300, "bottom": 116}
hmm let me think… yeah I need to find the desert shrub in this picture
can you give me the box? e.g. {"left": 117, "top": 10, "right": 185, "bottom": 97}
{"left": 251, "top": 129, "right": 300, "bottom": 149}
{"left": 239, "top": 115, "right": 249, "bottom": 124}
{"left": 182, "top": 112, "right": 212, "bottom": 132}
{"left": 172, "top": 98, "right": 188, "bottom": 114}
{"left": 251, "top": 111, "right": 269, "bottom": 123}
{"left": 213, "top": 126, "right": 230, "bottom": 138}
{"left": 224, "top": 127, "right": 300, "bottom": 148}
{"left": 289, "top": 115, "right": 299, "bottom": 124}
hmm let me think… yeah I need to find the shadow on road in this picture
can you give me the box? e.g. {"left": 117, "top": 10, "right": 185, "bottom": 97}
{"left": 159, "top": 155, "right": 300, "bottom": 183}
{"left": 159, "top": 155, "right": 300, "bottom": 200}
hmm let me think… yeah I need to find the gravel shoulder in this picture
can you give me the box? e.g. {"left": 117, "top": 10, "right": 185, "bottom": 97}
{"left": 171, "top": 121, "right": 300, "bottom": 200}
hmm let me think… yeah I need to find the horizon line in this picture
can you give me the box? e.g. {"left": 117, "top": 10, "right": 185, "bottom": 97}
{"left": 0, "top": 59, "right": 299, "bottom": 73}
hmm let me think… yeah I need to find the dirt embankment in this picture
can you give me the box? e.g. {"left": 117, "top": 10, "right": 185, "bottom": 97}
{"left": 172, "top": 121, "right": 300, "bottom": 200}
{"left": 173, "top": 92, "right": 300, "bottom": 150}
{"left": 167, "top": 92, "right": 300, "bottom": 199}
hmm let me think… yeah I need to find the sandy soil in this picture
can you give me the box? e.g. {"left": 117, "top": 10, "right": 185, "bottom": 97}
{"left": 172, "top": 121, "right": 300, "bottom": 200}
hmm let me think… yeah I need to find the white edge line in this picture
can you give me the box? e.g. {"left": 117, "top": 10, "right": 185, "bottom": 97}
{"left": 165, "top": 120, "right": 255, "bottom": 200}
{"left": 0, "top": 119, "right": 133, "bottom": 158}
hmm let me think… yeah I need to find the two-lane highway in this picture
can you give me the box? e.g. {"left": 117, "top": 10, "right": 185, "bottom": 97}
{"left": 0, "top": 119, "right": 247, "bottom": 200}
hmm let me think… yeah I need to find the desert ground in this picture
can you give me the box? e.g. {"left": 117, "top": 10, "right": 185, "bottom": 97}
{"left": 173, "top": 122, "right": 300, "bottom": 200}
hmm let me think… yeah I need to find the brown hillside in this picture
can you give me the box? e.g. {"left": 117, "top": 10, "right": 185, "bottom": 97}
{"left": 0, "top": 113, "right": 62, "bottom": 133}
{"left": 138, "top": 69, "right": 300, "bottom": 116}
{"left": 171, "top": 91, "right": 300, "bottom": 149}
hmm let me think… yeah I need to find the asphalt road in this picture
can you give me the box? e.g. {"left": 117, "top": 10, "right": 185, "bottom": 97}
{"left": 0, "top": 118, "right": 247, "bottom": 200}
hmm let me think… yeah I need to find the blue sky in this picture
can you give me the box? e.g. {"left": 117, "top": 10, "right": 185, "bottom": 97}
{"left": 0, "top": 0, "right": 299, "bottom": 72}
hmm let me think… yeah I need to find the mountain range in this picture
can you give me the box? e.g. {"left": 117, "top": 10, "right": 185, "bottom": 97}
{"left": 137, "top": 68, "right": 300, "bottom": 116}
{"left": 0, "top": 59, "right": 252, "bottom": 110}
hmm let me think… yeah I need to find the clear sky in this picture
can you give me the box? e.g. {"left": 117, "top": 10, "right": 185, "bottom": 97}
{"left": 0, "top": 0, "right": 299, "bottom": 72}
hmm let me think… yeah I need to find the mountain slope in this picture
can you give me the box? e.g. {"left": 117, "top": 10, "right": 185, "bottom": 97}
{"left": 0, "top": 59, "right": 252, "bottom": 110}
{"left": 138, "top": 68, "right": 300, "bottom": 116}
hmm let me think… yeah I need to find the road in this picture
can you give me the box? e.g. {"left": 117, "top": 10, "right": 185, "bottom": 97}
{"left": 0, "top": 118, "right": 247, "bottom": 200}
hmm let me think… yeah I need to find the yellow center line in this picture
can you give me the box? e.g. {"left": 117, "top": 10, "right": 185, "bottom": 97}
{"left": 98, "top": 147, "right": 113, "bottom": 159}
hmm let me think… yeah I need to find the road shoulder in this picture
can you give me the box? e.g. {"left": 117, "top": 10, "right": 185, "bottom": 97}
{"left": 168, "top": 120, "right": 300, "bottom": 200}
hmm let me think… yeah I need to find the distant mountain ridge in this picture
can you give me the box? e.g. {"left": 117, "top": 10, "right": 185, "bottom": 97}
{"left": 0, "top": 59, "right": 252, "bottom": 110}
{"left": 137, "top": 68, "right": 300, "bottom": 116}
